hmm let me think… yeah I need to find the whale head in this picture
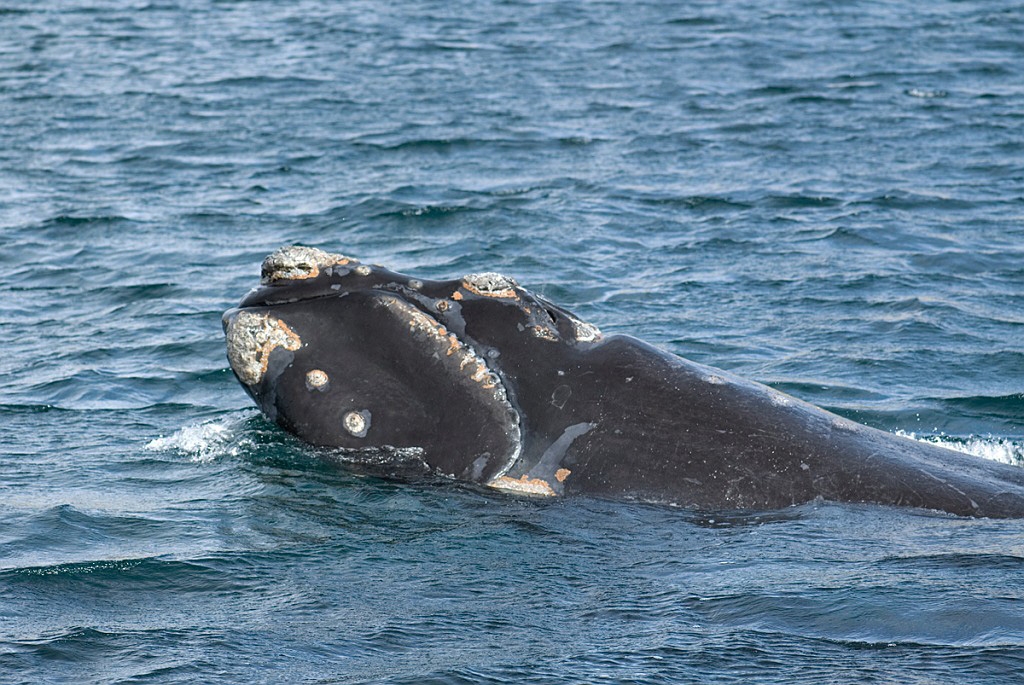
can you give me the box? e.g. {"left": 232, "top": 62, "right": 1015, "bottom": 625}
{"left": 223, "top": 246, "right": 600, "bottom": 484}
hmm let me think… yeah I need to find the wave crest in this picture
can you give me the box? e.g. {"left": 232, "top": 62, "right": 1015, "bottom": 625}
{"left": 896, "top": 431, "right": 1024, "bottom": 467}
{"left": 145, "top": 412, "right": 257, "bottom": 463}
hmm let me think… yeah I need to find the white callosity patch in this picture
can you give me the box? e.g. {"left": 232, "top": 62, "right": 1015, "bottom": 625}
{"left": 489, "top": 475, "right": 558, "bottom": 496}
{"left": 571, "top": 318, "right": 602, "bottom": 343}
{"left": 531, "top": 325, "right": 559, "bottom": 342}
{"left": 489, "top": 422, "right": 594, "bottom": 497}
{"left": 305, "top": 369, "right": 329, "bottom": 391}
{"left": 461, "top": 272, "right": 518, "bottom": 298}
{"left": 260, "top": 245, "right": 355, "bottom": 284}
{"left": 343, "top": 410, "right": 371, "bottom": 438}
{"left": 225, "top": 310, "right": 301, "bottom": 385}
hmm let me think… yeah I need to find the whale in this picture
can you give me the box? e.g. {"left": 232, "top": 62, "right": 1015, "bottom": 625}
{"left": 223, "top": 246, "right": 1024, "bottom": 517}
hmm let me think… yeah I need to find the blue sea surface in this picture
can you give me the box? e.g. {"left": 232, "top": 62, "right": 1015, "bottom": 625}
{"left": 3, "top": 1, "right": 1024, "bottom": 682}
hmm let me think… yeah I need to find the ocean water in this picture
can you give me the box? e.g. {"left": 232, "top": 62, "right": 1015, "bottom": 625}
{"left": 3, "top": 0, "right": 1024, "bottom": 682}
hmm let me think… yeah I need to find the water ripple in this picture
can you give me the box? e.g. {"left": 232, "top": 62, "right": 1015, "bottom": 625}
{"left": 4, "top": 0, "right": 1024, "bottom": 682}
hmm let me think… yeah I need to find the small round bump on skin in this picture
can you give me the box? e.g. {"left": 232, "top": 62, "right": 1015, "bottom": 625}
{"left": 305, "top": 369, "right": 329, "bottom": 392}
{"left": 436, "top": 300, "right": 450, "bottom": 312}
{"left": 343, "top": 410, "right": 371, "bottom": 437}
{"left": 354, "top": 265, "right": 372, "bottom": 276}
{"left": 532, "top": 325, "right": 559, "bottom": 342}
{"left": 408, "top": 279, "right": 423, "bottom": 290}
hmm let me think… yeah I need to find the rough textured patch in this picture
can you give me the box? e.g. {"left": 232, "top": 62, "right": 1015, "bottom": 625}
{"left": 532, "top": 325, "right": 559, "bottom": 342}
{"left": 462, "top": 272, "right": 519, "bottom": 298}
{"left": 571, "top": 318, "right": 602, "bottom": 343}
{"left": 489, "top": 475, "right": 557, "bottom": 497}
{"left": 343, "top": 410, "right": 371, "bottom": 438}
{"left": 305, "top": 369, "right": 329, "bottom": 391}
{"left": 225, "top": 311, "right": 301, "bottom": 385}
{"left": 261, "top": 245, "right": 354, "bottom": 284}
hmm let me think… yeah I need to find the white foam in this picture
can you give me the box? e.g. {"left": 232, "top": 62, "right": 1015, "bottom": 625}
{"left": 906, "top": 87, "right": 947, "bottom": 99}
{"left": 145, "top": 412, "right": 257, "bottom": 463}
{"left": 896, "top": 431, "right": 1024, "bottom": 467}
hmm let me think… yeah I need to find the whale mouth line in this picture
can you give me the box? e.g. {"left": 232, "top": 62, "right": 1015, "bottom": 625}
{"left": 372, "top": 293, "right": 525, "bottom": 482}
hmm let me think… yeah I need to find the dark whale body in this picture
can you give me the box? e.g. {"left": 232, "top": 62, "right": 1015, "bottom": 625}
{"left": 223, "top": 246, "right": 1024, "bottom": 517}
